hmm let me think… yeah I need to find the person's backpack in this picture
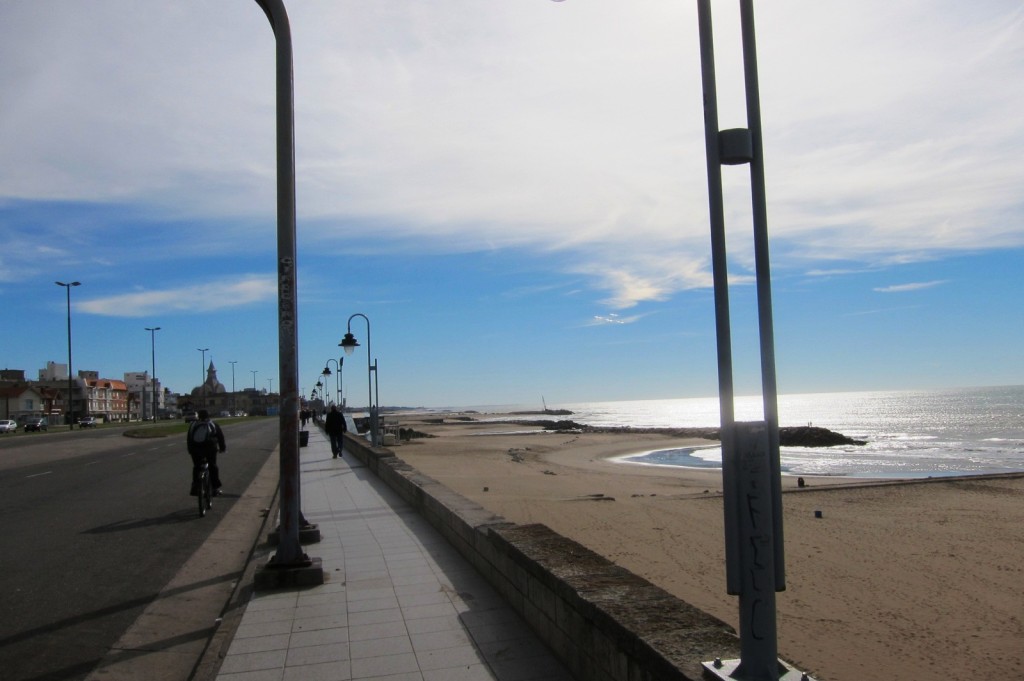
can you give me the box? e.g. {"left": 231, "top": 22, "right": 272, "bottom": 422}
{"left": 191, "top": 421, "right": 216, "bottom": 446}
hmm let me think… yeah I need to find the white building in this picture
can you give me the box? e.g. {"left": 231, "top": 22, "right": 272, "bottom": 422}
{"left": 124, "top": 371, "right": 163, "bottom": 420}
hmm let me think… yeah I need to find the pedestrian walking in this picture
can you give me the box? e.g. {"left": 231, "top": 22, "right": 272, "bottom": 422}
{"left": 325, "top": 405, "right": 347, "bottom": 458}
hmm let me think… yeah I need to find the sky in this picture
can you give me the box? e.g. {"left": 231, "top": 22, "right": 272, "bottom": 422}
{"left": 1, "top": 0, "right": 1023, "bottom": 410}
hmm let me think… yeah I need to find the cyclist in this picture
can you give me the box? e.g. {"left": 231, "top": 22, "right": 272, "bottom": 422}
{"left": 187, "top": 409, "right": 226, "bottom": 497}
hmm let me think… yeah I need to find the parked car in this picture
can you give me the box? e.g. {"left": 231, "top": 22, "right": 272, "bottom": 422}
{"left": 78, "top": 416, "right": 98, "bottom": 428}
{"left": 183, "top": 410, "right": 199, "bottom": 423}
{"left": 0, "top": 419, "right": 17, "bottom": 433}
{"left": 23, "top": 417, "right": 48, "bottom": 432}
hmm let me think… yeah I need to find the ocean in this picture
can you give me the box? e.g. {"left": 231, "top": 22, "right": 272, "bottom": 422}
{"left": 473, "top": 385, "right": 1024, "bottom": 478}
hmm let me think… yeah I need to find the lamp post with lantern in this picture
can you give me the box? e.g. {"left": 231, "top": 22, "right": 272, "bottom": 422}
{"left": 339, "top": 313, "right": 377, "bottom": 446}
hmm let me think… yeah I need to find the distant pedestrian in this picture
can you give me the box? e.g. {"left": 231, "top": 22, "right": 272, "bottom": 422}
{"left": 325, "top": 405, "right": 347, "bottom": 458}
{"left": 187, "top": 409, "right": 226, "bottom": 496}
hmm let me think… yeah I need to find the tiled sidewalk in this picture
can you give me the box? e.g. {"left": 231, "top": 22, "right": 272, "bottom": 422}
{"left": 214, "top": 428, "right": 573, "bottom": 681}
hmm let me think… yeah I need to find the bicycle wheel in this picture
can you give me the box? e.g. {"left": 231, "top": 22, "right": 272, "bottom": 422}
{"left": 204, "top": 472, "right": 213, "bottom": 511}
{"left": 197, "top": 469, "right": 209, "bottom": 517}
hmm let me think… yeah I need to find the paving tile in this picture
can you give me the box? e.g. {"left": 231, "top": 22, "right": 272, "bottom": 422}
{"left": 218, "top": 649, "right": 287, "bottom": 675}
{"left": 397, "top": 589, "right": 451, "bottom": 610}
{"left": 223, "top": 633, "right": 291, "bottom": 655}
{"left": 415, "top": 644, "right": 487, "bottom": 672}
{"left": 401, "top": 602, "right": 459, "bottom": 621}
{"left": 234, "top": 619, "right": 295, "bottom": 640}
{"left": 285, "top": 642, "right": 350, "bottom": 666}
{"left": 243, "top": 608, "right": 300, "bottom": 625}
{"left": 292, "top": 613, "right": 349, "bottom": 633}
{"left": 403, "top": 614, "right": 464, "bottom": 636}
{"left": 216, "top": 669, "right": 285, "bottom": 681}
{"left": 350, "top": 634, "right": 413, "bottom": 659}
{"left": 295, "top": 602, "right": 348, "bottom": 620}
{"left": 350, "top": 651, "right": 420, "bottom": 679}
{"left": 289, "top": 626, "right": 350, "bottom": 649}
{"left": 348, "top": 607, "right": 404, "bottom": 627}
{"left": 348, "top": 619, "right": 410, "bottom": 642}
{"left": 422, "top": 664, "right": 495, "bottom": 681}
{"left": 281, "top": 660, "right": 351, "bottom": 681}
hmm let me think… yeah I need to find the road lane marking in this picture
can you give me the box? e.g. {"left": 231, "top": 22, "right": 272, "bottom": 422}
{"left": 26, "top": 471, "right": 53, "bottom": 479}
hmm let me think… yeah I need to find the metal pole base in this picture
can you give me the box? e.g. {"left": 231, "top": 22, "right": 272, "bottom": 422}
{"left": 254, "top": 555, "right": 324, "bottom": 590}
{"left": 267, "top": 523, "right": 321, "bottom": 545}
{"left": 702, "top": 658, "right": 815, "bottom": 681}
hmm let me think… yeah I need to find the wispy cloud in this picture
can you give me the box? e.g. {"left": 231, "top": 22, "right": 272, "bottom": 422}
{"left": 873, "top": 281, "right": 949, "bottom": 294}
{"left": 588, "top": 312, "right": 645, "bottom": 326}
{"left": 77, "top": 275, "right": 276, "bottom": 317}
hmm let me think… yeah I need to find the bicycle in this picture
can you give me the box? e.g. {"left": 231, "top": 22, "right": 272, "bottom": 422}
{"left": 196, "top": 459, "right": 213, "bottom": 517}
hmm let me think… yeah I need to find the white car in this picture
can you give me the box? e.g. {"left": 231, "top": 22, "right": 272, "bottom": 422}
{"left": 0, "top": 419, "right": 16, "bottom": 433}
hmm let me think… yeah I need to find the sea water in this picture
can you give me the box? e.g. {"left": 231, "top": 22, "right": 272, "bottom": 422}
{"left": 478, "top": 385, "right": 1024, "bottom": 478}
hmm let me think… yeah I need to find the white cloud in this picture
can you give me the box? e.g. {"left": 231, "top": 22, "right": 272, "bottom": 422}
{"left": 873, "top": 281, "right": 949, "bottom": 293}
{"left": 1, "top": 0, "right": 1022, "bottom": 307}
{"left": 589, "top": 313, "right": 645, "bottom": 326}
{"left": 76, "top": 275, "right": 276, "bottom": 317}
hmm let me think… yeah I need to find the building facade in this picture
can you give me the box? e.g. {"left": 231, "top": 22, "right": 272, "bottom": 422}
{"left": 0, "top": 384, "right": 46, "bottom": 421}
{"left": 124, "top": 371, "right": 163, "bottom": 420}
{"left": 85, "top": 377, "right": 129, "bottom": 423}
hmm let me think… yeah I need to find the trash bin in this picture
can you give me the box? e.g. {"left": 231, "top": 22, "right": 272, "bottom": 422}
{"left": 299, "top": 430, "right": 309, "bottom": 447}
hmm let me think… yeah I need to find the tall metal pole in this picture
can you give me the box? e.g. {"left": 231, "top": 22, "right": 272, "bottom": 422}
{"left": 146, "top": 327, "right": 161, "bottom": 420}
{"left": 229, "top": 360, "right": 237, "bottom": 414}
{"left": 55, "top": 281, "right": 80, "bottom": 429}
{"left": 698, "top": 2, "right": 801, "bottom": 679}
{"left": 255, "top": 0, "right": 319, "bottom": 575}
{"left": 251, "top": 369, "right": 258, "bottom": 391}
{"left": 740, "top": 0, "right": 785, "bottom": 587}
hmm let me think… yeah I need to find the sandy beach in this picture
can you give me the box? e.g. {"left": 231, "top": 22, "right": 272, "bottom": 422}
{"left": 387, "top": 413, "right": 1023, "bottom": 681}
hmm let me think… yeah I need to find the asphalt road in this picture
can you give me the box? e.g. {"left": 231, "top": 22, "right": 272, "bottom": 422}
{"left": 0, "top": 419, "right": 279, "bottom": 681}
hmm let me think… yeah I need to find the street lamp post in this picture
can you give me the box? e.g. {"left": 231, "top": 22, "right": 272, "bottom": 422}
{"left": 695, "top": 2, "right": 803, "bottom": 680}
{"left": 145, "top": 327, "right": 161, "bottom": 421}
{"left": 197, "top": 348, "right": 209, "bottom": 410}
{"left": 55, "top": 281, "right": 80, "bottom": 429}
{"left": 229, "top": 360, "right": 237, "bottom": 414}
{"left": 339, "top": 313, "right": 378, "bottom": 446}
{"left": 322, "top": 357, "right": 342, "bottom": 407}
{"left": 253, "top": 0, "right": 321, "bottom": 584}
{"left": 251, "top": 369, "right": 258, "bottom": 391}
{"left": 321, "top": 366, "right": 332, "bottom": 406}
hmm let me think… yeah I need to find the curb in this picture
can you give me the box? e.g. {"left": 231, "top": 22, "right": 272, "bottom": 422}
{"left": 190, "top": 449, "right": 282, "bottom": 681}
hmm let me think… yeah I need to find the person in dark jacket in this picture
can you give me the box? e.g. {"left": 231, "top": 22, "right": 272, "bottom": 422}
{"left": 187, "top": 409, "right": 226, "bottom": 495}
{"left": 324, "top": 405, "right": 347, "bottom": 458}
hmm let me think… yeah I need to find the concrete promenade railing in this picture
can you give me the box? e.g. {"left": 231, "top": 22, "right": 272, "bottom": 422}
{"left": 338, "top": 430, "right": 742, "bottom": 681}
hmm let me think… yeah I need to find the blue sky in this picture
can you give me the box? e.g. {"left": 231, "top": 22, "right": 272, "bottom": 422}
{"left": 1, "top": 0, "right": 1022, "bottom": 409}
